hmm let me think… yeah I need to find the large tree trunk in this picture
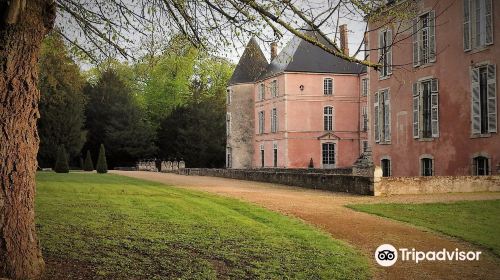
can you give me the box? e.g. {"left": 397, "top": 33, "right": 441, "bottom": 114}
{"left": 0, "top": 0, "right": 55, "bottom": 278}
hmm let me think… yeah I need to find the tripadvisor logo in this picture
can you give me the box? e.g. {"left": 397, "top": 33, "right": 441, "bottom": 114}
{"left": 375, "top": 244, "right": 482, "bottom": 267}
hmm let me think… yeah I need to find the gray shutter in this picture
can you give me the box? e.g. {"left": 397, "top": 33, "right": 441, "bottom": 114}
{"left": 413, "top": 83, "right": 420, "bottom": 138}
{"left": 463, "top": 0, "right": 471, "bottom": 51}
{"left": 374, "top": 92, "right": 380, "bottom": 142}
{"left": 471, "top": 68, "right": 481, "bottom": 134}
{"left": 413, "top": 18, "right": 420, "bottom": 67}
{"left": 429, "top": 10, "right": 436, "bottom": 62}
{"left": 384, "top": 90, "right": 391, "bottom": 142}
{"left": 378, "top": 32, "right": 384, "bottom": 77}
{"left": 487, "top": 64, "right": 497, "bottom": 132}
{"left": 431, "top": 79, "right": 439, "bottom": 137}
{"left": 386, "top": 30, "right": 393, "bottom": 75}
{"left": 485, "top": 0, "right": 493, "bottom": 45}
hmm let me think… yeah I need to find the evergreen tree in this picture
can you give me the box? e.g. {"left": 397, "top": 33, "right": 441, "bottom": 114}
{"left": 54, "top": 146, "right": 69, "bottom": 173}
{"left": 96, "top": 144, "right": 108, "bottom": 174}
{"left": 83, "top": 150, "right": 94, "bottom": 171}
{"left": 37, "top": 32, "right": 87, "bottom": 168}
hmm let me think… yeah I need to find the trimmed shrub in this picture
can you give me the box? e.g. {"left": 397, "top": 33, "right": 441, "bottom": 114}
{"left": 83, "top": 150, "right": 94, "bottom": 171}
{"left": 54, "top": 146, "right": 69, "bottom": 173}
{"left": 96, "top": 144, "right": 108, "bottom": 174}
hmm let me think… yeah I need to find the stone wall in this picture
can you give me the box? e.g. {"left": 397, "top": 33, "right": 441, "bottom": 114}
{"left": 375, "top": 175, "right": 500, "bottom": 196}
{"left": 177, "top": 168, "right": 373, "bottom": 195}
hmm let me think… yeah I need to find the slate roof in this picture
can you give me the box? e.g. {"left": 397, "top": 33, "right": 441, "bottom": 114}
{"left": 228, "top": 38, "right": 269, "bottom": 85}
{"left": 258, "top": 31, "right": 366, "bottom": 80}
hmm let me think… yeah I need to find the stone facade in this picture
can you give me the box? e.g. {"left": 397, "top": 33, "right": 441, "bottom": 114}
{"left": 226, "top": 83, "right": 255, "bottom": 168}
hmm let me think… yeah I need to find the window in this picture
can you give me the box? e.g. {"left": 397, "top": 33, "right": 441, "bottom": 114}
{"left": 258, "top": 83, "right": 265, "bottom": 101}
{"left": 226, "top": 88, "right": 231, "bottom": 105}
{"left": 260, "top": 144, "right": 265, "bottom": 168}
{"left": 421, "top": 158, "right": 434, "bottom": 176}
{"left": 471, "top": 64, "right": 497, "bottom": 135}
{"left": 226, "top": 113, "right": 231, "bottom": 136}
{"left": 324, "top": 106, "right": 333, "bottom": 131}
{"left": 378, "top": 29, "right": 392, "bottom": 78}
{"left": 258, "top": 111, "right": 265, "bottom": 134}
{"left": 226, "top": 147, "right": 232, "bottom": 168}
{"left": 322, "top": 143, "right": 335, "bottom": 168}
{"left": 362, "top": 140, "right": 369, "bottom": 153}
{"left": 374, "top": 89, "right": 391, "bottom": 143}
{"left": 473, "top": 156, "right": 489, "bottom": 175}
{"left": 324, "top": 78, "right": 333, "bottom": 95}
{"left": 464, "top": 0, "right": 493, "bottom": 51}
{"left": 362, "top": 106, "right": 368, "bottom": 132}
{"left": 381, "top": 159, "right": 391, "bottom": 177}
{"left": 361, "top": 78, "right": 368, "bottom": 97}
{"left": 413, "top": 79, "right": 439, "bottom": 139}
{"left": 270, "top": 80, "right": 278, "bottom": 98}
{"left": 273, "top": 143, "right": 278, "bottom": 167}
{"left": 413, "top": 11, "right": 436, "bottom": 67}
{"left": 271, "top": 108, "right": 278, "bottom": 133}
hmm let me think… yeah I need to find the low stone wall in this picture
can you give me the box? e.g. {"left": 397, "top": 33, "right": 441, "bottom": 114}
{"left": 375, "top": 175, "right": 500, "bottom": 196}
{"left": 178, "top": 168, "right": 373, "bottom": 195}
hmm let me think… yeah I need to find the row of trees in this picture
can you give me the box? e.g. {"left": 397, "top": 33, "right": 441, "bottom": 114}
{"left": 37, "top": 32, "right": 233, "bottom": 170}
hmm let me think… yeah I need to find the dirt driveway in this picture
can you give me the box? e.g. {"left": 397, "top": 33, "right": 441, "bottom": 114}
{"left": 112, "top": 171, "right": 500, "bottom": 280}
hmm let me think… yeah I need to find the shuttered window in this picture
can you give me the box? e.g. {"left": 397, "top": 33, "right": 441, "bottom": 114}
{"left": 374, "top": 92, "right": 380, "bottom": 142}
{"left": 379, "top": 29, "right": 392, "bottom": 77}
{"left": 413, "top": 11, "right": 436, "bottom": 66}
{"left": 413, "top": 79, "right": 439, "bottom": 139}
{"left": 471, "top": 64, "right": 497, "bottom": 135}
{"left": 374, "top": 89, "right": 391, "bottom": 143}
{"left": 362, "top": 106, "right": 368, "bottom": 132}
{"left": 464, "top": 0, "right": 494, "bottom": 51}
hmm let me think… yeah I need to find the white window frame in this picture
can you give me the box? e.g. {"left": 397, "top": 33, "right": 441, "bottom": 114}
{"left": 378, "top": 29, "right": 392, "bottom": 78}
{"left": 270, "top": 80, "right": 278, "bottom": 98}
{"left": 413, "top": 10, "right": 436, "bottom": 67}
{"left": 258, "top": 83, "right": 265, "bottom": 101}
{"left": 361, "top": 106, "right": 368, "bottom": 132}
{"left": 226, "top": 113, "right": 231, "bottom": 136}
{"left": 271, "top": 108, "right": 278, "bottom": 133}
{"left": 323, "top": 106, "right": 334, "bottom": 131}
{"left": 321, "top": 141, "right": 337, "bottom": 169}
{"left": 258, "top": 111, "right": 265, "bottom": 134}
{"left": 361, "top": 78, "right": 368, "bottom": 97}
{"left": 471, "top": 62, "right": 497, "bottom": 135}
{"left": 273, "top": 142, "right": 278, "bottom": 168}
{"left": 419, "top": 154, "right": 434, "bottom": 176}
{"left": 374, "top": 88, "right": 391, "bottom": 144}
{"left": 260, "top": 143, "right": 265, "bottom": 168}
{"left": 464, "top": 0, "right": 494, "bottom": 51}
{"left": 323, "top": 77, "right": 333, "bottom": 95}
{"left": 413, "top": 77, "right": 439, "bottom": 139}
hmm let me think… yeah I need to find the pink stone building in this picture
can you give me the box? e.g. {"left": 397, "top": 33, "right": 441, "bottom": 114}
{"left": 367, "top": 0, "right": 499, "bottom": 176}
{"left": 227, "top": 30, "right": 367, "bottom": 169}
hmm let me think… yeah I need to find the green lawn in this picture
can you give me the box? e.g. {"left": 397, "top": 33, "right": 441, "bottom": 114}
{"left": 36, "top": 172, "right": 370, "bottom": 279}
{"left": 348, "top": 200, "right": 500, "bottom": 256}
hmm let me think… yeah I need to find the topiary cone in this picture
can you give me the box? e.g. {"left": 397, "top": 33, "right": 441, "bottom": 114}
{"left": 54, "top": 145, "right": 69, "bottom": 173}
{"left": 83, "top": 150, "right": 94, "bottom": 171}
{"left": 96, "top": 144, "right": 108, "bottom": 174}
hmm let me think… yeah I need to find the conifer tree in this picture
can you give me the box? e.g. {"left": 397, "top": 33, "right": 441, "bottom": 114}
{"left": 83, "top": 150, "right": 94, "bottom": 171}
{"left": 96, "top": 144, "right": 108, "bottom": 174}
{"left": 54, "top": 146, "right": 69, "bottom": 173}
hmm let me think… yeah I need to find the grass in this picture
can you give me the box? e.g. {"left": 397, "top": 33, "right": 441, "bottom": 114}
{"left": 347, "top": 200, "right": 500, "bottom": 256}
{"left": 36, "top": 172, "right": 370, "bottom": 279}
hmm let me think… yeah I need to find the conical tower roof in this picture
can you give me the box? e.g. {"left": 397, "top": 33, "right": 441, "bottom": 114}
{"left": 228, "top": 37, "right": 268, "bottom": 85}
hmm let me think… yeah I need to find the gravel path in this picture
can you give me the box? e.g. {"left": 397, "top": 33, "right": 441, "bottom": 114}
{"left": 112, "top": 171, "right": 500, "bottom": 280}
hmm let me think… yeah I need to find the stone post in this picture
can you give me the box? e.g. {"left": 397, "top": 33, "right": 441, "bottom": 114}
{"left": 179, "top": 160, "right": 185, "bottom": 169}
{"left": 172, "top": 161, "right": 178, "bottom": 171}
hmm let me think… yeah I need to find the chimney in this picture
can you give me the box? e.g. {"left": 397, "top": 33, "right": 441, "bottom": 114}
{"left": 270, "top": 42, "right": 278, "bottom": 61}
{"left": 339, "top": 24, "right": 349, "bottom": 56}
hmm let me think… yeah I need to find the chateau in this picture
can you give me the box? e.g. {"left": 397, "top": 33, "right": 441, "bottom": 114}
{"left": 226, "top": 26, "right": 367, "bottom": 169}
{"left": 227, "top": 0, "right": 499, "bottom": 177}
